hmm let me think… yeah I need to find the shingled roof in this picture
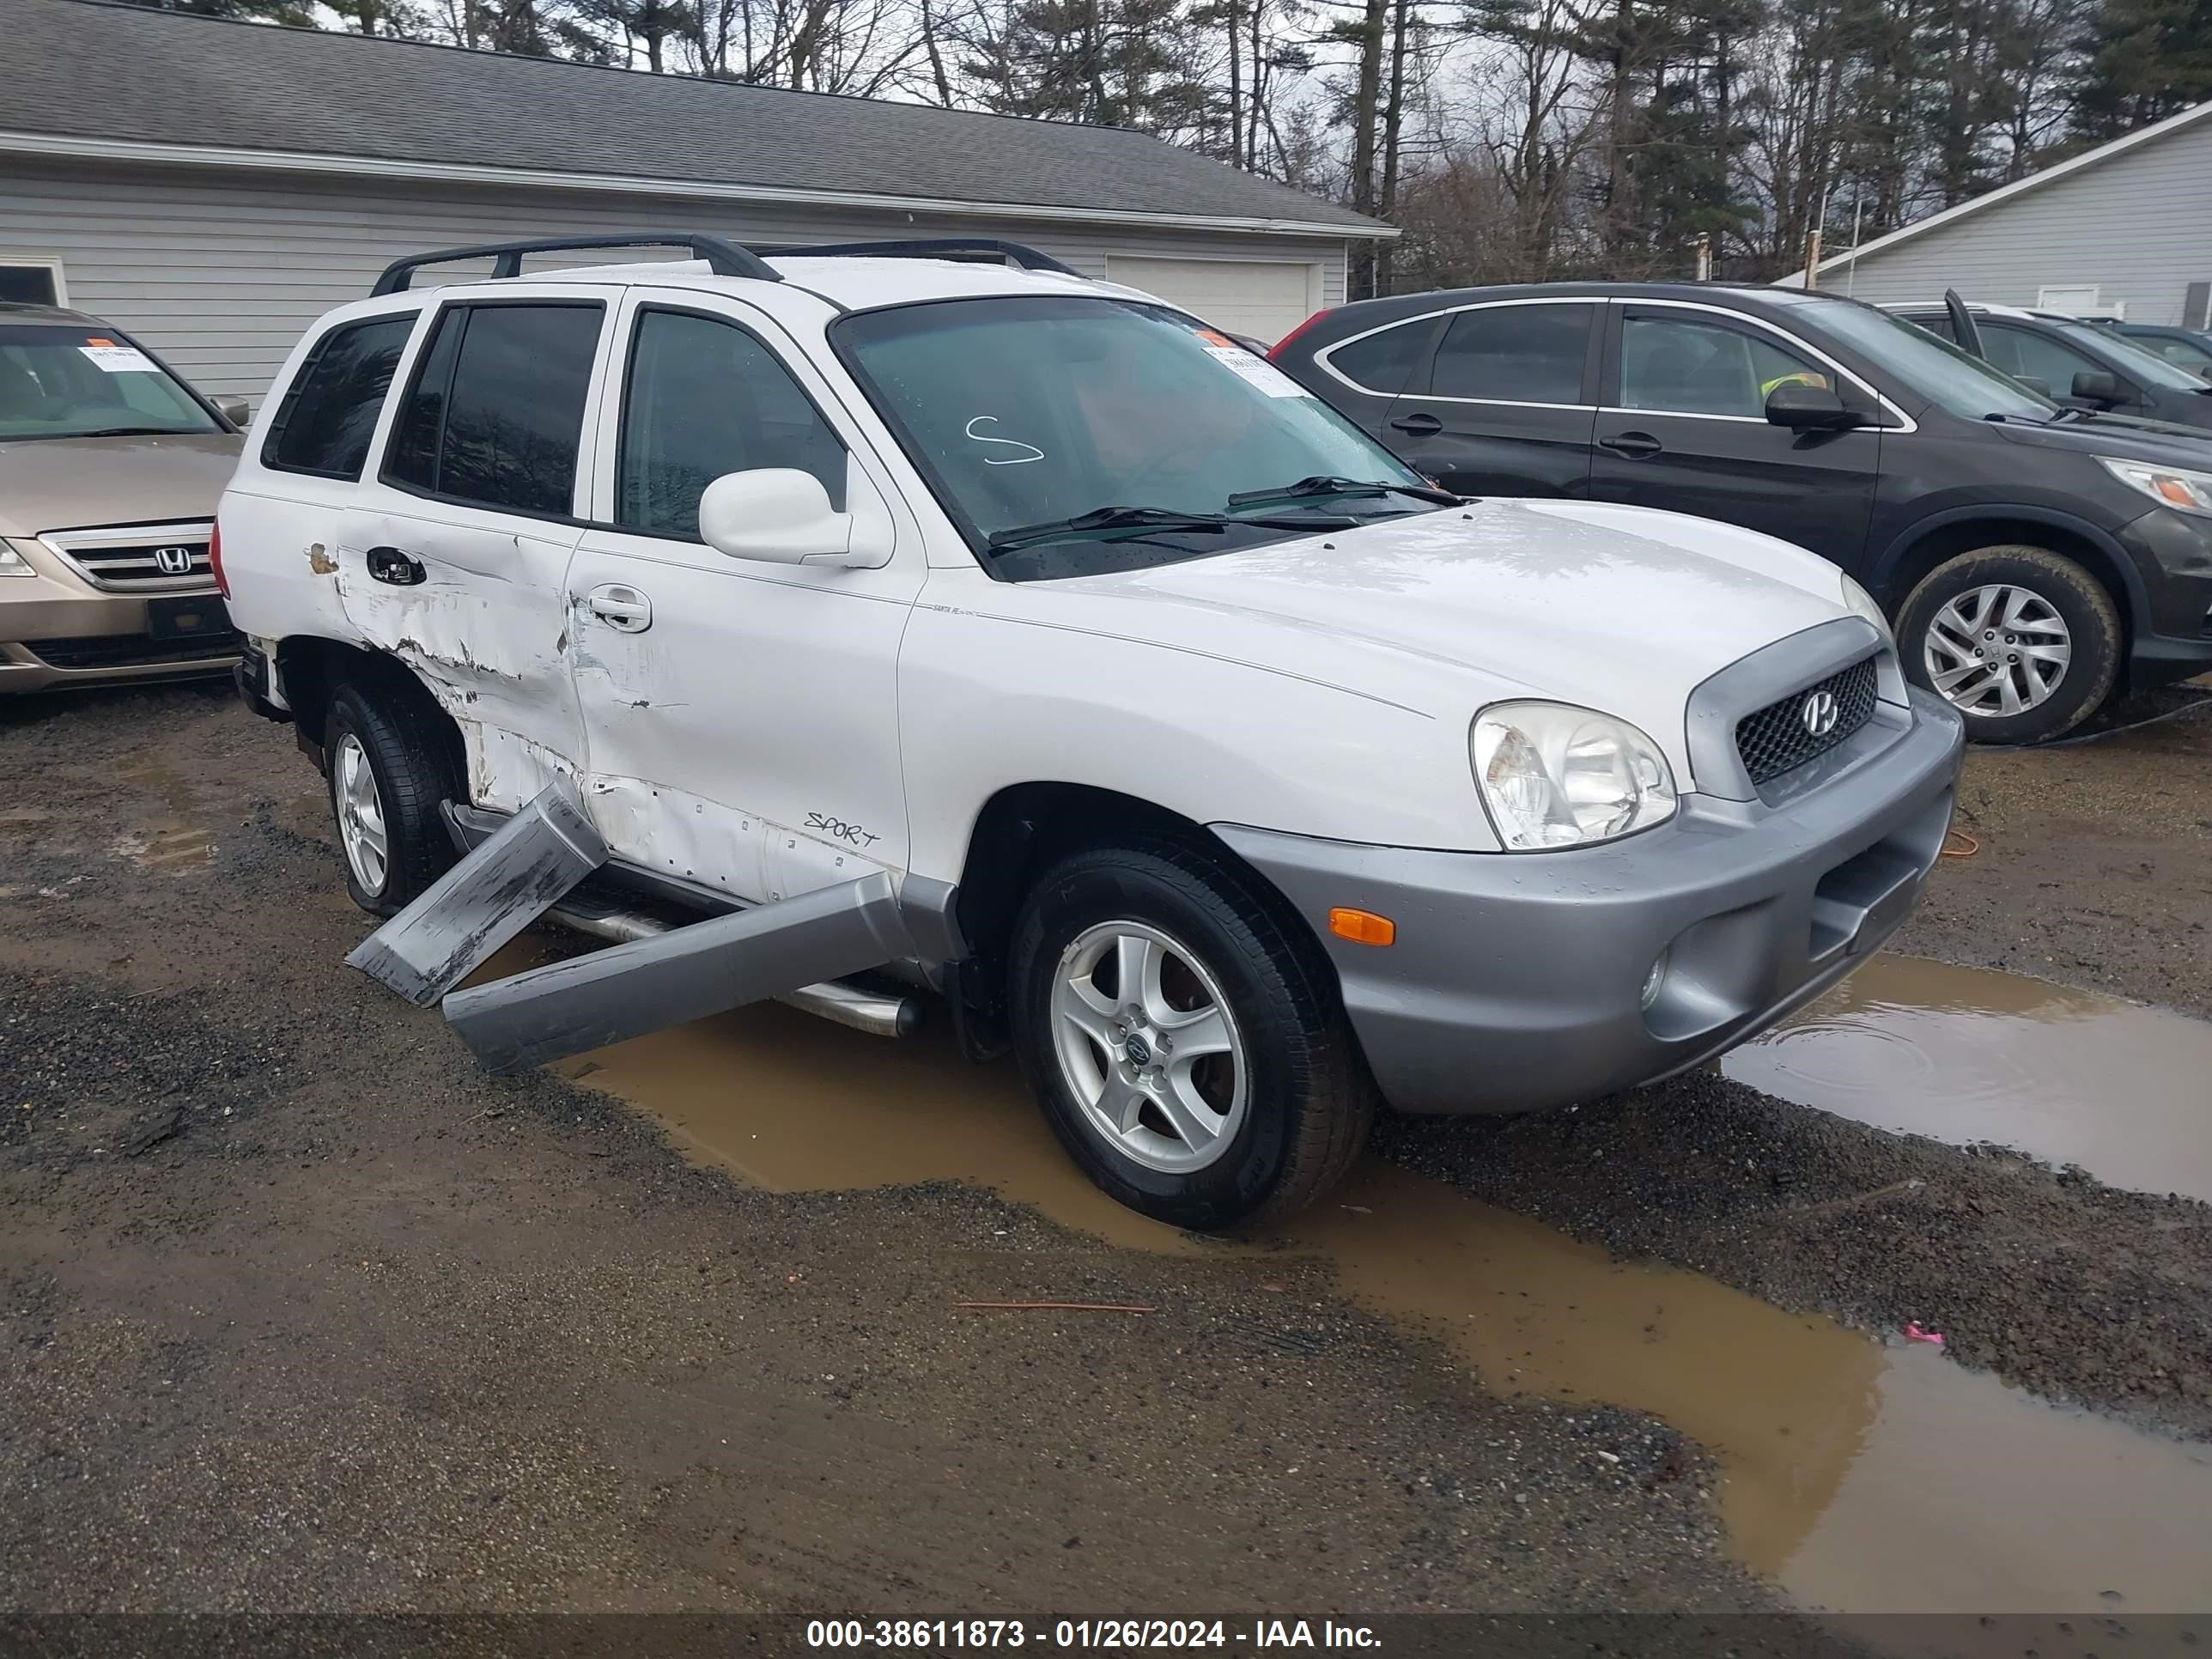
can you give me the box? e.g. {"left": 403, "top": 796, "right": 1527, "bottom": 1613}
{"left": 0, "top": 0, "right": 1386, "bottom": 234}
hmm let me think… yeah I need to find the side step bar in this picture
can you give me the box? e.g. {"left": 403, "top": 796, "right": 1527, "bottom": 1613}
{"left": 445, "top": 871, "right": 922, "bottom": 1073}
{"left": 550, "top": 902, "right": 921, "bottom": 1037}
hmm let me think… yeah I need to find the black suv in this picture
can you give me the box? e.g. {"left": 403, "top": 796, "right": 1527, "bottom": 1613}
{"left": 1270, "top": 283, "right": 2212, "bottom": 743}
{"left": 1889, "top": 302, "right": 2212, "bottom": 429}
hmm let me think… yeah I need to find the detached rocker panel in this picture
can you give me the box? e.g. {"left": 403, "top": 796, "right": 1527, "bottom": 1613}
{"left": 443, "top": 871, "right": 920, "bottom": 1073}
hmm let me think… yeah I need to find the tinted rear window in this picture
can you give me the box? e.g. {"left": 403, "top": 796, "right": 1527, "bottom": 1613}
{"left": 262, "top": 315, "right": 416, "bottom": 479}
{"left": 385, "top": 302, "right": 602, "bottom": 516}
{"left": 1323, "top": 319, "right": 1431, "bottom": 395}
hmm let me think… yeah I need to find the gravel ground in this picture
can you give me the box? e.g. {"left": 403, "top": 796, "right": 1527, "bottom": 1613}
{"left": 2, "top": 676, "right": 2208, "bottom": 1632}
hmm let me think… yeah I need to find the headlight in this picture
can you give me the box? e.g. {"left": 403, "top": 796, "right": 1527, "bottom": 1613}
{"left": 2098, "top": 454, "right": 2212, "bottom": 519}
{"left": 1840, "top": 574, "right": 1892, "bottom": 641}
{"left": 0, "top": 544, "right": 34, "bottom": 578}
{"left": 1470, "top": 702, "right": 1678, "bottom": 851}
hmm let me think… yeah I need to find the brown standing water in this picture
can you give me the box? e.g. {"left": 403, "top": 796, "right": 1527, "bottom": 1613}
{"left": 482, "top": 934, "right": 2212, "bottom": 1618}
{"left": 1723, "top": 956, "right": 2212, "bottom": 1203}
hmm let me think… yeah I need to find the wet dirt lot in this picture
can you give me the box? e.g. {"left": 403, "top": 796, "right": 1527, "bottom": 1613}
{"left": 4, "top": 680, "right": 2210, "bottom": 1649}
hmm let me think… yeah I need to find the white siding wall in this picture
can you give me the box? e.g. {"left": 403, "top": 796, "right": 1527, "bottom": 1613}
{"left": 1816, "top": 115, "right": 2212, "bottom": 324}
{"left": 0, "top": 157, "right": 1353, "bottom": 400}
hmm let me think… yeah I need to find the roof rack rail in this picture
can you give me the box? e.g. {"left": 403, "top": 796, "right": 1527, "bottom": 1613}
{"left": 769, "top": 238, "right": 1082, "bottom": 278}
{"left": 370, "top": 233, "right": 782, "bottom": 296}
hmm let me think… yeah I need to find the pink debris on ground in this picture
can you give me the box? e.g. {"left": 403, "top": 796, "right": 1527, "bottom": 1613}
{"left": 1903, "top": 1322, "right": 1946, "bottom": 1346}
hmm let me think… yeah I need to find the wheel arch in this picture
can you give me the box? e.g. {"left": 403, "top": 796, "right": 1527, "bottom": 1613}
{"left": 946, "top": 781, "right": 1318, "bottom": 1055}
{"left": 1869, "top": 507, "right": 2143, "bottom": 643}
{"left": 276, "top": 635, "right": 465, "bottom": 782}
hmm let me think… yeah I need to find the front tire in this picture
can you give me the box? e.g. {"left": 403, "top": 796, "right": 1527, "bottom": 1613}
{"left": 1895, "top": 545, "right": 2121, "bottom": 743}
{"left": 1007, "top": 837, "right": 1373, "bottom": 1231}
{"left": 324, "top": 680, "right": 461, "bottom": 916}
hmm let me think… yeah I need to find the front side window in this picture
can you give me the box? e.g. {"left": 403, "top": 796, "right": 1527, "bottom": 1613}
{"left": 1619, "top": 314, "right": 1829, "bottom": 418}
{"left": 1430, "top": 303, "right": 1593, "bottom": 404}
{"left": 617, "top": 309, "right": 846, "bottom": 538}
{"left": 0, "top": 323, "right": 220, "bottom": 441}
{"left": 837, "top": 296, "right": 1431, "bottom": 574}
{"left": 385, "top": 301, "right": 602, "bottom": 516}
{"left": 263, "top": 314, "right": 416, "bottom": 479}
{"left": 1983, "top": 324, "right": 2105, "bottom": 394}
{"left": 2146, "top": 334, "right": 2212, "bottom": 374}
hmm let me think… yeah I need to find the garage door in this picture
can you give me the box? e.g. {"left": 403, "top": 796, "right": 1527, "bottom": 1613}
{"left": 1103, "top": 256, "right": 1322, "bottom": 346}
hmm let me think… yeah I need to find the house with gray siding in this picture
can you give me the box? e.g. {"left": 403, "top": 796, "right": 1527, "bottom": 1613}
{"left": 0, "top": 0, "right": 1390, "bottom": 402}
{"left": 1788, "top": 100, "right": 2212, "bottom": 329}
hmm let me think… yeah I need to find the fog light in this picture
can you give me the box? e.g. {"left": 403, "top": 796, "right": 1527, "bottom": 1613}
{"left": 1640, "top": 950, "right": 1668, "bottom": 1012}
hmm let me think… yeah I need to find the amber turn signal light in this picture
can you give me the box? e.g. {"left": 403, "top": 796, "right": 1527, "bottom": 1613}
{"left": 1328, "top": 908, "right": 1395, "bottom": 946}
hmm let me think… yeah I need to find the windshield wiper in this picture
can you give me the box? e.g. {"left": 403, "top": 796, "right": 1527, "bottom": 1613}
{"left": 1225, "top": 475, "right": 1461, "bottom": 509}
{"left": 988, "top": 503, "right": 1347, "bottom": 551}
{"left": 989, "top": 505, "right": 1233, "bottom": 550}
{"left": 68, "top": 425, "right": 188, "bottom": 439}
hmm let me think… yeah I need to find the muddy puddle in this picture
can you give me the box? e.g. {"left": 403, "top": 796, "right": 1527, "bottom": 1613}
{"left": 485, "top": 936, "right": 2212, "bottom": 1618}
{"left": 1724, "top": 956, "right": 2212, "bottom": 1203}
{"left": 107, "top": 758, "right": 216, "bottom": 872}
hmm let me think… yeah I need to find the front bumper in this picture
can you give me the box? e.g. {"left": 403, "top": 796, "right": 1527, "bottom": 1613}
{"left": 2120, "top": 507, "right": 2212, "bottom": 690}
{"left": 0, "top": 537, "right": 236, "bottom": 694}
{"left": 1216, "top": 687, "right": 1965, "bottom": 1116}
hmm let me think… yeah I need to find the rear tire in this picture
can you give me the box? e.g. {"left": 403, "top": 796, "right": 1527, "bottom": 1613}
{"left": 1895, "top": 545, "right": 2121, "bottom": 744}
{"left": 324, "top": 680, "right": 461, "bottom": 916}
{"left": 1007, "top": 836, "right": 1374, "bottom": 1231}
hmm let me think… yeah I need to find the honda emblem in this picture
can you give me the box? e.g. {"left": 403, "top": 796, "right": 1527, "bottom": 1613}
{"left": 153, "top": 545, "right": 197, "bottom": 576}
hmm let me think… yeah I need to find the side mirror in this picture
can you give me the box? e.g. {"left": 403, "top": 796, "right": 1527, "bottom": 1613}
{"left": 1764, "top": 383, "right": 1860, "bottom": 431}
{"left": 697, "top": 467, "right": 890, "bottom": 568}
{"left": 2070, "top": 368, "right": 2121, "bottom": 405}
{"left": 218, "top": 398, "right": 251, "bottom": 427}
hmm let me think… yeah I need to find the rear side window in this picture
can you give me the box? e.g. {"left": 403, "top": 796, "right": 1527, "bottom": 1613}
{"left": 617, "top": 308, "right": 846, "bottom": 538}
{"left": 1323, "top": 319, "right": 1431, "bottom": 395}
{"left": 262, "top": 315, "right": 416, "bottom": 479}
{"left": 1429, "top": 304, "right": 1592, "bottom": 403}
{"left": 385, "top": 301, "right": 603, "bottom": 516}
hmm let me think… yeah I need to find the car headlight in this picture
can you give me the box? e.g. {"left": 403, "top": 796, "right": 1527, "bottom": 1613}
{"left": 1840, "top": 574, "right": 1892, "bottom": 641}
{"left": 0, "top": 542, "right": 34, "bottom": 577}
{"left": 1470, "top": 702, "right": 1678, "bottom": 851}
{"left": 2098, "top": 454, "right": 2212, "bottom": 519}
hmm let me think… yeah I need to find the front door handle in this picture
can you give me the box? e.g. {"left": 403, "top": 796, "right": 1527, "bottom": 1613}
{"left": 1598, "top": 430, "right": 1663, "bottom": 457}
{"left": 586, "top": 583, "right": 652, "bottom": 634}
{"left": 1390, "top": 410, "right": 1443, "bottom": 437}
{"left": 364, "top": 545, "right": 426, "bottom": 586}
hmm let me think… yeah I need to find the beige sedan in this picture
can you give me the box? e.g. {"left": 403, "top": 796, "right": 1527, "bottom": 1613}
{"left": 1, "top": 303, "right": 246, "bottom": 693}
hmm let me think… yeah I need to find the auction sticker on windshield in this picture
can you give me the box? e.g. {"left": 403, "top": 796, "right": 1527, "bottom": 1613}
{"left": 78, "top": 344, "right": 159, "bottom": 374}
{"left": 1198, "top": 336, "right": 1310, "bottom": 398}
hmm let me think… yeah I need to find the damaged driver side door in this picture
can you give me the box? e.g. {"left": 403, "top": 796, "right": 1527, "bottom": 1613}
{"left": 333, "top": 295, "right": 609, "bottom": 811}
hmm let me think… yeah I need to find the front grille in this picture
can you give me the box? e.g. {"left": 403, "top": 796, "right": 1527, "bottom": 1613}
{"left": 45, "top": 523, "right": 216, "bottom": 591}
{"left": 1735, "top": 656, "right": 1879, "bottom": 786}
{"left": 24, "top": 631, "right": 241, "bottom": 670}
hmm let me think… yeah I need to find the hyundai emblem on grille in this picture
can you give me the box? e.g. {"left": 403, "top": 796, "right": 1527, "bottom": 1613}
{"left": 154, "top": 546, "right": 196, "bottom": 576}
{"left": 1801, "top": 689, "right": 1839, "bottom": 738}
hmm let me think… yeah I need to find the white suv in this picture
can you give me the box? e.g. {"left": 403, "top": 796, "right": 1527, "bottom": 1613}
{"left": 219, "top": 234, "right": 1964, "bottom": 1228}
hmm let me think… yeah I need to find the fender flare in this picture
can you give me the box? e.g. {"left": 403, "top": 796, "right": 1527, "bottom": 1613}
{"left": 1869, "top": 504, "right": 2146, "bottom": 623}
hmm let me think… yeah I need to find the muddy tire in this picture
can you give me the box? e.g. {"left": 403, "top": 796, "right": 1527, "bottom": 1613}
{"left": 324, "top": 680, "right": 461, "bottom": 917}
{"left": 1007, "top": 836, "right": 1374, "bottom": 1231}
{"left": 1896, "top": 545, "right": 2122, "bottom": 744}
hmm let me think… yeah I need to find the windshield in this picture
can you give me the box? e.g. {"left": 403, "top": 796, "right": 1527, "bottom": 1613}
{"left": 0, "top": 324, "right": 220, "bottom": 441}
{"left": 1790, "top": 301, "right": 2057, "bottom": 422}
{"left": 836, "top": 296, "right": 1432, "bottom": 568}
{"left": 2138, "top": 332, "right": 2212, "bottom": 376}
{"left": 2056, "top": 320, "right": 2212, "bottom": 390}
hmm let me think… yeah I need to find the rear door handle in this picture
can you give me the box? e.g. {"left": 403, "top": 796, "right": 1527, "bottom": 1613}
{"left": 586, "top": 583, "right": 652, "bottom": 634}
{"left": 364, "top": 545, "right": 426, "bottom": 586}
{"left": 1389, "top": 411, "right": 1443, "bottom": 437}
{"left": 1598, "top": 430, "right": 1662, "bottom": 457}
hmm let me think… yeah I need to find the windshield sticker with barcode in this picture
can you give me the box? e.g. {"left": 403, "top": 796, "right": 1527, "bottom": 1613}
{"left": 79, "top": 345, "right": 159, "bottom": 374}
{"left": 1202, "top": 343, "right": 1311, "bottom": 398}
